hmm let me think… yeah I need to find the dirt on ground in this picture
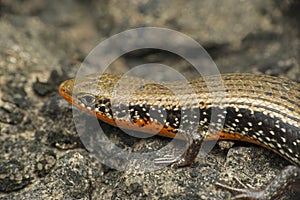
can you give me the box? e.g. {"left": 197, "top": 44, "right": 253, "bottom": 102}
{"left": 0, "top": 0, "right": 299, "bottom": 199}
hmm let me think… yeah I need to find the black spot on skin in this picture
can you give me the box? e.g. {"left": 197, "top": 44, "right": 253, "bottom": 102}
{"left": 139, "top": 85, "right": 145, "bottom": 91}
{"left": 265, "top": 92, "right": 273, "bottom": 96}
{"left": 289, "top": 100, "right": 295, "bottom": 105}
{"left": 165, "top": 106, "right": 181, "bottom": 129}
{"left": 199, "top": 101, "right": 205, "bottom": 107}
{"left": 129, "top": 104, "right": 151, "bottom": 125}
{"left": 96, "top": 99, "right": 113, "bottom": 117}
{"left": 281, "top": 96, "right": 288, "bottom": 100}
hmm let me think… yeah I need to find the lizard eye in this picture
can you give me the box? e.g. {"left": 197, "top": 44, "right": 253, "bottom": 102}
{"left": 78, "top": 94, "right": 96, "bottom": 106}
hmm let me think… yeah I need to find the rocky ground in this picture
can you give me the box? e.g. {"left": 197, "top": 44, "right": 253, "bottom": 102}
{"left": 0, "top": 0, "right": 299, "bottom": 199}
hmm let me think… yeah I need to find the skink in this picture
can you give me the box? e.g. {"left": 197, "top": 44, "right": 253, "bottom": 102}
{"left": 59, "top": 73, "right": 300, "bottom": 199}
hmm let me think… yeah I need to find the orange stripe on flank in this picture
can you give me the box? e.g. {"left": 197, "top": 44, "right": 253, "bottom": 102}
{"left": 59, "top": 86, "right": 269, "bottom": 147}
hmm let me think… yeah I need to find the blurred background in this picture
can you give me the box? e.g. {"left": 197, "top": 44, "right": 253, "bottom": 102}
{"left": 0, "top": 0, "right": 299, "bottom": 199}
{"left": 1, "top": 0, "right": 299, "bottom": 78}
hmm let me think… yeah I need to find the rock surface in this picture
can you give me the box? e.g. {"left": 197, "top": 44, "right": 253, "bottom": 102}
{"left": 0, "top": 0, "right": 299, "bottom": 199}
